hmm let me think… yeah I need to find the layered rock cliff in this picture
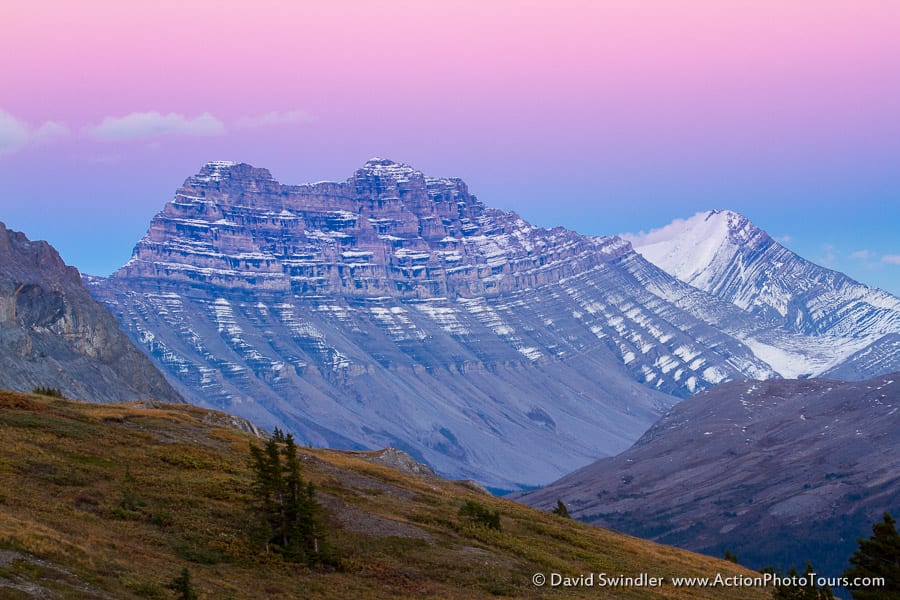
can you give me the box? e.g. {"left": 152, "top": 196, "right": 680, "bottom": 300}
{"left": 116, "top": 159, "right": 640, "bottom": 299}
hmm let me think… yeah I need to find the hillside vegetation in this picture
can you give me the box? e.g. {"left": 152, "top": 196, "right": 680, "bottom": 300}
{"left": 0, "top": 390, "right": 769, "bottom": 599}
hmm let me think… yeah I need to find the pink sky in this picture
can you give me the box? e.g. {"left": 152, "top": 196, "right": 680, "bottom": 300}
{"left": 7, "top": 1, "right": 899, "bottom": 128}
{"left": 1, "top": 0, "right": 899, "bottom": 292}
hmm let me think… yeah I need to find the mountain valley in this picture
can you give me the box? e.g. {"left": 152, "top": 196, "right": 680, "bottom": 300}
{"left": 2, "top": 159, "right": 899, "bottom": 595}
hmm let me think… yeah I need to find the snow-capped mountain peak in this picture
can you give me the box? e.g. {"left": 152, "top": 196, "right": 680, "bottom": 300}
{"left": 622, "top": 210, "right": 760, "bottom": 290}
{"left": 358, "top": 156, "right": 419, "bottom": 178}
{"left": 623, "top": 209, "right": 900, "bottom": 377}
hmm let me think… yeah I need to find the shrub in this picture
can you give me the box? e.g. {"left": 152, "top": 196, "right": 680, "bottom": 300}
{"left": 458, "top": 500, "right": 501, "bottom": 531}
{"left": 109, "top": 468, "right": 146, "bottom": 520}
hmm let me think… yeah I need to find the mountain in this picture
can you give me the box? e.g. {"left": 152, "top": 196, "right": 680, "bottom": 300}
{"left": 0, "top": 389, "right": 770, "bottom": 600}
{"left": 88, "top": 159, "right": 819, "bottom": 490}
{"left": 0, "top": 221, "right": 182, "bottom": 403}
{"left": 518, "top": 373, "right": 900, "bottom": 576}
{"left": 624, "top": 209, "right": 900, "bottom": 378}
{"left": 823, "top": 333, "right": 900, "bottom": 380}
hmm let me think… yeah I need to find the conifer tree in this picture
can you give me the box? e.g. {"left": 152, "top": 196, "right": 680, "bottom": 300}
{"left": 844, "top": 512, "right": 900, "bottom": 599}
{"left": 282, "top": 434, "right": 313, "bottom": 562}
{"left": 551, "top": 499, "right": 570, "bottom": 519}
{"left": 248, "top": 434, "right": 336, "bottom": 566}
{"left": 168, "top": 567, "right": 199, "bottom": 600}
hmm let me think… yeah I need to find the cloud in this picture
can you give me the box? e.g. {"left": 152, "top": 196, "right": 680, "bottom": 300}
{"left": 33, "top": 121, "right": 71, "bottom": 144}
{"left": 775, "top": 235, "right": 793, "bottom": 244}
{"left": 0, "top": 110, "right": 29, "bottom": 153}
{"left": 89, "top": 111, "right": 225, "bottom": 140}
{"left": 882, "top": 254, "right": 900, "bottom": 265}
{"left": 850, "top": 250, "right": 872, "bottom": 261}
{"left": 0, "top": 108, "right": 70, "bottom": 155}
{"left": 236, "top": 110, "right": 314, "bottom": 129}
{"left": 619, "top": 217, "right": 693, "bottom": 248}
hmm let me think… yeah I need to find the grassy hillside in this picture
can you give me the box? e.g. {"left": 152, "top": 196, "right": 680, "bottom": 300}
{"left": 0, "top": 390, "right": 770, "bottom": 599}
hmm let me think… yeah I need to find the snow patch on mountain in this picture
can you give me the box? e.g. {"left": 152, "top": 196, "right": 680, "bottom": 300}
{"left": 740, "top": 336, "right": 868, "bottom": 379}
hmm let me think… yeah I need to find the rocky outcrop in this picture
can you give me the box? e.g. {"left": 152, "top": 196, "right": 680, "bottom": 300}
{"left": 0, "top": 221, "right": 182, "bottom": 403}
{"left": 350, "top": 447, "right": 438, "bottom": 479}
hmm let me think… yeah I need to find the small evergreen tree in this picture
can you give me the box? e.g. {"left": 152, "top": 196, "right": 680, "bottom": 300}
{"left": 110, "top": 467, "right": 146, "bottom": 520}
{"left": 723, "top": 548, "right": 738, "bottom": 563}
{"left": 31, "top": 386, "right": 63, "bottom": 398}
{"left": 844, "top": 512, "right": 900, "bottom": 599}
{"left": 168, "top": 567, "right": 199, "bottom": 600}
{"left": 282, "top": 435, "right": 326, "bottom": 563}
{"left": 551, "top": 499, "right": 571, "bottom": 519}
{"left": 271, "top": 427, "right": 287, "bottom": 443}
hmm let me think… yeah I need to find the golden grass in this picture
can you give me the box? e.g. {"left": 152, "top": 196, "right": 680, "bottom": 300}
{"left": 0, "top": 390, "right": 772, "bottom": 599}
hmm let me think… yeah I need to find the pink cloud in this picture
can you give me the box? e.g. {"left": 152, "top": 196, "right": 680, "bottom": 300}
{"left": 88, "top": 112, "right": 225, "bottom": 141}
{"left": 0, "top": 108, "right": 70, "bottom": 155}
{"left": 33, "top": 121, "right": 71, "bottom": 145}
{"left": 819, "top": 244, "right": 837, "bottom": 265}
{"left": 0, "top": 109, "right": 29, "bottom": 154}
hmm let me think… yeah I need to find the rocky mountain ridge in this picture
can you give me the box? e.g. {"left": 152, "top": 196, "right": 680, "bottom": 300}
{"left": 0, "top": 221, "right": 182, "bottom": 403}
{"left": 115, "top": 158, "right": 641, "bottom": 298}
{"left": 518, "top": 373, "right": 900, "bottom": 576}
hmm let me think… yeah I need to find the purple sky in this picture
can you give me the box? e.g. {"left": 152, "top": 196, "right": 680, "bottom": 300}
{"left": 1, "top": 0, "right": 898, "bottom": 294}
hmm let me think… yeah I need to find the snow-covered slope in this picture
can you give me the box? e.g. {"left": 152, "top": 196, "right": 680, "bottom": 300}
{"left": 624, "top": 210, "right": 900, "bottom": 378}
{"left": 624, "top": 210, "right": 738, "bottom": 291}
